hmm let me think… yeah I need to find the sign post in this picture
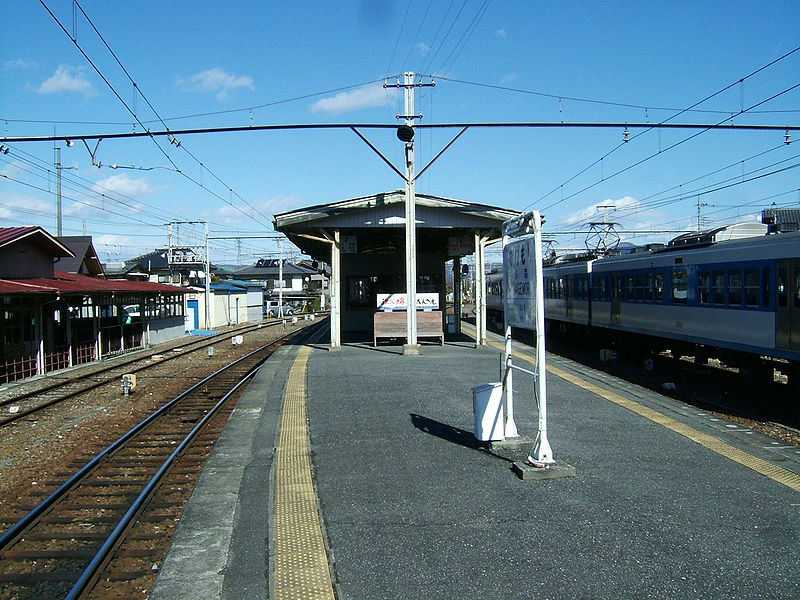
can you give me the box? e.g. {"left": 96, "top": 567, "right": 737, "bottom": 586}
{"left": 502, "top": 210, "right": 556, "bottom": 468}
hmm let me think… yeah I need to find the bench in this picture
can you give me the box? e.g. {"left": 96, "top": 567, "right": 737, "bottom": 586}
{"left": 374, "top": 310, "right": 444, "bottom": 347}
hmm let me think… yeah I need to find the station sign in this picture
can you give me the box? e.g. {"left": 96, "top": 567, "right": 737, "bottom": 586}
{"left": 502, "top": 235, "right": 537, "bottom": 329}
{"left": 377, "top": 293, "right": 439, "bottom": 311}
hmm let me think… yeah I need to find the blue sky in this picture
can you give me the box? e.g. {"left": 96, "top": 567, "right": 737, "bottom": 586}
{"left": 1, "top": 1, "right": 798, "bottom": 265}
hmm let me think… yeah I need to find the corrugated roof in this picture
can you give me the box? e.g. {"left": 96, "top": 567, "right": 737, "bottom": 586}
{"left": 0, "top": 271, "right": 186, "bottom": 296}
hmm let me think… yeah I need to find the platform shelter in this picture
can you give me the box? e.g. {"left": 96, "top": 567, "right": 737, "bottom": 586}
{"left": 273, "top": 190, "right": 519, "bottom": 348}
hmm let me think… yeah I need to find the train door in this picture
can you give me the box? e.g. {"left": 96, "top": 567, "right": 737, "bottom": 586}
{"left": 611, "top": 273, "right": 622, "bottom": 325}
{"left": 776, "top": 259, "right": 800, "bottom": 350}
{"left": 565, "top": 275, "right": 574, "bottom": 319}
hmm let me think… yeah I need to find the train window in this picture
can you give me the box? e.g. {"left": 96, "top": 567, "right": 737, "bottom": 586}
{"left": 777, "top": 268, "right": 787, "bottom": 307}
{"left": 744, "top": 269, "right": 759, "bottom": 307}
{"left": 698, "top": 271, "right": 711, "bottom": 304}
{"left": 655, "top": 273, "right": 664, "bottom": 302}
{"left": 645, "top": 273, "right": 653, "bottom": 302}
{"left": 634, "top": 274, "right": 643, "bottom": 301}
{"left": 712, "top": 271, "right": 725, "bottom": 305}
{"left": 672, "top": 269, "right": 688, "bottom": 303}
{"left": 728, "top": 271, "right": 742, "bottom": 306}
{"left": 762, "top": 268, "right": 770, "bottom": 307}
{"left": 626, "top": 275, "right": 635, "bottom": 300}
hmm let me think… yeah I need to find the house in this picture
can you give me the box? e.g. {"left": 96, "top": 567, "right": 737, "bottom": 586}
{"left": 116, "top": 247, "right": 211, "bottom": 287}
{"left": 57, "top": 236, "right": 106, "bottom": 278}
{"left": 231, "top": 259, "right": 327, "bottom": 310}
{"left": 0, "top": 227, "right": 186, "bottom": 384}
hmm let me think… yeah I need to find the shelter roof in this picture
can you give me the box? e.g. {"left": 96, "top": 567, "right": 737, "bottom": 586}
{"left": 0, "top": 270, "right": 186, "bottom": 296}
{"left": 273, "top": 190, "right": 519, "bottom": 260}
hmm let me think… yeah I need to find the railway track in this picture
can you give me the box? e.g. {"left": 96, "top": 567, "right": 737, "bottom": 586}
{"left": 0, "top": 316, "right": 320, "bottom": 428}
{"left": 0, "top": 320, "right": 325, "bottom": 600}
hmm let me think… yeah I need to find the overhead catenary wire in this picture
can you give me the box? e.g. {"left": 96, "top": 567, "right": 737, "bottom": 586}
{"left": 40, "top": 0, "right": 273, "bottom": 229}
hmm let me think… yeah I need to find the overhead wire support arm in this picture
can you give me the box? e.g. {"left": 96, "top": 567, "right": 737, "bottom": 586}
{"left": 350, "top": 127, "right": 407, "bottom": 181}
{"left": 4, "top": 122, "right": 798, "bottom": 145}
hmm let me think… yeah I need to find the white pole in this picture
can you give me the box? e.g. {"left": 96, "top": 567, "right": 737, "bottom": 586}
{"left": 330, "top": 230, "right": 341, "bottom": 349}
{"left": 502, "top": 231, "right": 518, "bottom": 438}
{"left": 529, "top": 210, "right": 553, "bottom": 465}
{"left": 278, "top": 238, "right": 284, "bottom": 318}
{"left": 204, "top": 222, "right": 211, "bottom": 330}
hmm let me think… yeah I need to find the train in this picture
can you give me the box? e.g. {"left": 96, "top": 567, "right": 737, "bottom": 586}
{"left": 486, "top": 217, "right": 800, "bottom": 385}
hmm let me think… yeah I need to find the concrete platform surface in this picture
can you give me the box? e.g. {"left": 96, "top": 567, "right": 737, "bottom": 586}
{"left": 151, "top": 331, "right": 800, "bottom": 600}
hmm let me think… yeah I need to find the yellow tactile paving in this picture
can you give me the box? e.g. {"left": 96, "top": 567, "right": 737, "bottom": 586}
{"left": 467, "top": 324, "right": 800, "bottom": 494}
{"left": 273, "top": 346, "right": 336, "bottom": 599}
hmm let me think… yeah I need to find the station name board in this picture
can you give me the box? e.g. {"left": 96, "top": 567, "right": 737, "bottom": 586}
{"left": 377, "top": 293, "right": 439, "bottom": 311}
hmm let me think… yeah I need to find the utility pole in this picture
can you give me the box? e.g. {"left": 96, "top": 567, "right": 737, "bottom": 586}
{"left": 384, "top": 71, "right": 434, "bottom": 355}
{"left": 205, "top": 222, "right": 211, "bottom": 330}
{"left": 278, "top": 238, "right": 284, "bottom": 318}
{"left": 55, "top": 147, "right": 63, "bottom": 236}
{"left": 696, "top": 196, "right": 708, "bottom": 230}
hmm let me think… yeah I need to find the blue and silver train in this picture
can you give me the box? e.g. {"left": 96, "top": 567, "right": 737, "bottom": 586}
{"left": 486, "top": 220, "right": 800, "bottom": 384}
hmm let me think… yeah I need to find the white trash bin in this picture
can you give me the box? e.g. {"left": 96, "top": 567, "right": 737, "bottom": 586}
{"left": 472, "top": 382, "right": 505, "bottom": 441}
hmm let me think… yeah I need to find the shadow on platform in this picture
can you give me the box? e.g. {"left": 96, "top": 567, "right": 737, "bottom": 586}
{"left": 410, "top": 413, "right": 514, "bottom": 464}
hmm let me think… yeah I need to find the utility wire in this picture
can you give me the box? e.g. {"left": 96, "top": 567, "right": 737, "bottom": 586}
{"left": 71, "top": 1, "right": 272, "bottom": 227}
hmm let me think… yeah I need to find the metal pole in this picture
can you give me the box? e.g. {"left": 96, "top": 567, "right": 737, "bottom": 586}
{"left": 403, "top": 71, "right": 419, "bottom": 354}
{"left": 529, "top": 210, "right": 553, "bottom": 465}
{"left": 502, "top": 230, "right": 518, "bottom": 438}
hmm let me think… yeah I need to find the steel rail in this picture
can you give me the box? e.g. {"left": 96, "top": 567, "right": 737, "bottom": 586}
{"left": 0, "top": 329, "right": 292, "bottom": 552}
{"left": 65, "top": 357, "right": 263, "bottom": 599}
{"left": 0, "top": 320, "right": 277, "bottom": 411}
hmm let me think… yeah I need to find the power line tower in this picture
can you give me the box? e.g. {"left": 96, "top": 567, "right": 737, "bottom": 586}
{"left": 584, "top": 204, "right": 620, "bottom": 255}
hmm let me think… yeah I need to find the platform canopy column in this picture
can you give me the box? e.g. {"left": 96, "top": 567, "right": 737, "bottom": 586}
{"left": 453, "top": 257, "right": 462, "bottom": 334}
{"left": 474, "top": 233, "right": 488, "bottom": 346}
{"left": 330, "top": 229, "right": 341, "bottom": 349}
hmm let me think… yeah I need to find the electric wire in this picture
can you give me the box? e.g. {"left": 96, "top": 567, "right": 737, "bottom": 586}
{"left": 71, "top": 0, "right": 273, "bottom": 228}
{"left": 533, "top": 46, "right": 800, "bottom": 214}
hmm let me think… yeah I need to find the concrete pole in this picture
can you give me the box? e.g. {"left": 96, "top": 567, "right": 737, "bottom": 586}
{"left": 55, "top": 147, "right": 63, "bottom": 236}
{"left": 204, "top": 222, "right": 211, "bottom": 329}
{"left": 403, "top": 71, "right": 419, "bottom": 355}
{"left": 278, "top": 239, "right": 284, "bottom": 318}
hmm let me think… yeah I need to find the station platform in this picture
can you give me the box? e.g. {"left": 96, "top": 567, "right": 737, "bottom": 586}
{"left": 149, "top": 324, "right": 800, "bottom": 600}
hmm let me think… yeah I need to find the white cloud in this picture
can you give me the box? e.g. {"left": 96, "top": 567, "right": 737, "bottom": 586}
{"left": 203, "top": 194, "right": 304, "bottom": 225}
{"left": 560, "top": 196, "right": 641, "bottom": 227}
{"left": 176, "top": 67, "right": 254, "bottom": 100}
{"left": 311, "top": 84, "right": 399, "bottom": 115}
{"left": 415, "top": 42, "right": 430, "bottom": 55}
{"left": 500, "top": 73, "right": 518, "bottom": 83}
{"left": 0, "top": 190, "right": 53, "bottom": 220}
{"left": 495, "top": 28, "right": 507, "bottom": 38}
{"left": 37, "top": 64, "right": 96, "bottom": 97}
{"left": 92, "top": 173, "right": 161, "bottom": 199}
{"left": 4, "top": 58, "right": 39, "bottom": 70}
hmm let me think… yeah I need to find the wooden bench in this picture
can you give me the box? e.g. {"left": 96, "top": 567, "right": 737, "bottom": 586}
{"left": 373, "top": 310, "right": 444, "bottom": 346}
